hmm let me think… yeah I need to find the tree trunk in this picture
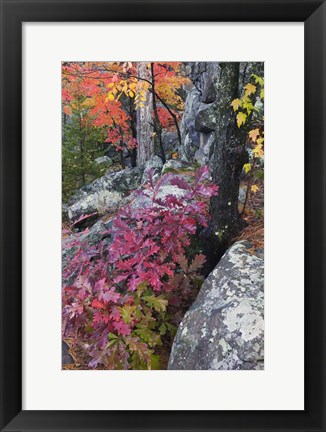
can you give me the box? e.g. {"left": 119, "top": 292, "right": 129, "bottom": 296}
{"left": 150, "top": 62, "right": 166, "bottom": 164}
{"left": 136, "top": 62, "right": 154, "bottom": 166}
{"left": 203, "top": 62, "right": 248, "bottom": 269}
{"left": 129, "top": 99, "right": 138, "bottom": 168}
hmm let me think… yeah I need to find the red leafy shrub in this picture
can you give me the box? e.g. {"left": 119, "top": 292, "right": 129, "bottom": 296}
{"left": 62, "top": 166, "right": 218, "bottom": 369}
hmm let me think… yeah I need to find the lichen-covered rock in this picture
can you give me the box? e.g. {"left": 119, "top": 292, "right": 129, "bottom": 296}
{"left": 194, "top": 103, "right": 217, "bottom": 133}
{"left": 180, "top": 88, "right": 201, "bottom": 161}
{"left": 94, "top": 155, "right": 113, "bottom": 167}
{"left": 168, "top": 241, "right": 264, "bottom": 370}
{"left": 66, "top": 167, "right": 144, "bottom": 223}
{"left": 126, "top": 183, "right": 188, "bottom": 210}
{"left": 162, "top": 130, "right": 180, "bottom": 156}
{"left": 67, "top": 190, "right": 123, "bottom": 223}
{"left": 141, "top": 156, "right": 163, "bottom": 183}
{"left": 161, "top": 159, "right": 194, "bottom": 174}
{"left": 179, "top": 63, "right": 220, "bottom": 164}
{"left": 201, "top": 62, "right": 221, "bottom": 103}
{"left": 194, "top": 132, "right": 216, "bottom": 165}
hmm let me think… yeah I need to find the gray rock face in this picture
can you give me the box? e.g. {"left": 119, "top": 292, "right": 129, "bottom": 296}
{"left": 161, "top": 159, "right": 194, "bottom": 174}
{"left": 168, "top": 241, "right": 264, "bottom": 370}
{"left": 67, "top": 190, "right": 123, "bottom": 223}
{"left": 179, "top": 62, "right": 264, "bottom": 166}
{"left": 180, "top": 88, "right": 201, "bottom": 161}
{"left": 66, "top": 167, "right": 144, "bottom": 223}
{"left": 179, "top": 63, "right": 220, "bottom": 165}
{"left": 194, "top": 132, "right": 215, "bottom": 165}
{"left": 141, "top": 156, "right": 163, "bottom": 183}
{"left": 162, "top": 130, "right": 180, "bottom": 156}
{"left": 195, "top": 103, "right": 217, "bottom": 133}
{"left": 94, "top": 156, "right": 113, "bottom": 167}
{"left": 62, "top": 341, "right": 74, "bottom": 366}
{"left": 201, "top": 62, "right": 221, "bottom": 103}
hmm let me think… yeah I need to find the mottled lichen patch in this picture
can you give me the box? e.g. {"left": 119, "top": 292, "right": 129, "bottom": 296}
{"left": 168, "top": 241, "right": 264, "bottom": 370}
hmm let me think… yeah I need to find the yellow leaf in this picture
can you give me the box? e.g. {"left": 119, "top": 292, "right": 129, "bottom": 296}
{"left": 260, "top": 88, "right": 264, "bottom": 99}
{"left": 106, "top": 83, "right": 114, "bottom": 88}
{"left": 243, "top": 163, "right": 252, "bottom": 174}
{"left": 244, "top": 83, "right": 256, "bottom": 96}
{"left": 231, "top": 98, "right": 242, "bottom": 112}
{"left": 236, "top": 112, "right": 247, "bottom": 128}
{"left": 251, "top": 74, "right": 264, "bottom": 86}
{"left": 129, "top": 90, "right": 134, "bottom": 98}
{"left": 108, "top": 93, "right": 115, "bottom": 101}
{"left": 248, "top": 128, "right": 260, "bottom": 142}
{"left": 256, "top": 137, "right": 264, "bottom": 145}
{"left": 251, "top": 184, "right": 259, "bottom": 193}
{"left": 253, "top": 144, "right": 264, "bottom": 158}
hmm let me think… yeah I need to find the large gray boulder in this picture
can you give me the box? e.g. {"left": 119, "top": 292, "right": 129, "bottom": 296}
{"left": 66, "top": 167, "right": 144, "bottom": 223}
{"left": 168, "top": 241, "right": 264, "bottom": 370}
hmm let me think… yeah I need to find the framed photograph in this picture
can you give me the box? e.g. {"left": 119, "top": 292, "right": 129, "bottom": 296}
{"left": 0, "top": 0, "right": 325, "bottom": 431}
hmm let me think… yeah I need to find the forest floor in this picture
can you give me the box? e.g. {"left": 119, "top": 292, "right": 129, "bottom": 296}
{"left": 236, "top": 180, "right": 264, "bottom": 253}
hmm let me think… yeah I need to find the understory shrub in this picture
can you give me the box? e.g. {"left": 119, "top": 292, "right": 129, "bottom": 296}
{"left": 62, "top": 166, "right": 218, "bottom": 369}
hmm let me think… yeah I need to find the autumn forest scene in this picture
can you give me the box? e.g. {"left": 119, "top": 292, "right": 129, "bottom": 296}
{"left": 62, "top": 61, "right": 264, "bottom": 370}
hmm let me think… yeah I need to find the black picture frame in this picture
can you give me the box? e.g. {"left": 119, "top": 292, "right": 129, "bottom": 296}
{"left": 0, "top": 0, "right": 325, "bottom": 431}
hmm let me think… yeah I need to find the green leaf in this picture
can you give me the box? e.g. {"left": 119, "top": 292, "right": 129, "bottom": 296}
{"left": 106, "top": 338, "right": 118, "bottom": 348}
{"left": 119, "top": 305, "right": 136, "bottom": 324}
{"left": 159, "top": 323, "right": 167, "bottom": 335}
{"left": 108, "top": 332, "right": 119, "bottom": 340}
{"left": 166, "top": 322, "right": 177, "bottom": 337}
{"left": 149, "top": 354, "right": 161, "bottom": 370}
{"left": 135, "top": 327, "right": 162, "bottom": 347}
{"left": 143, "top": 295, "right": 168, "bottom": 313}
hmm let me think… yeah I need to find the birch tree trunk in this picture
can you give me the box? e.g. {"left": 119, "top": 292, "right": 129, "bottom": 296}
{"left": 136, "top": 62, "right": 154, "bottom": 166}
